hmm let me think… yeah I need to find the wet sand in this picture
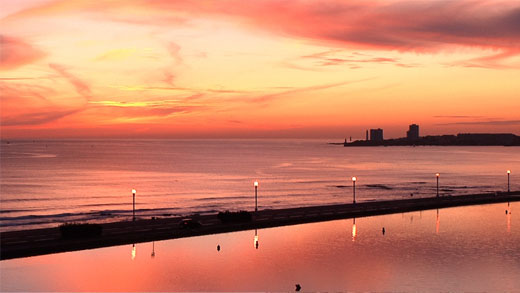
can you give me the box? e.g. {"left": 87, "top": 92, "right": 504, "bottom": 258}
{"left": 1, "top": 191, "right": 519, "bottom": 260}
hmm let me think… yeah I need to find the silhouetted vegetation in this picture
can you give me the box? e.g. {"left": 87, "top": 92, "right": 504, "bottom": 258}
{"left": 59, "top": 223, "right": 102, "bottom": 239}
{"left": 217, "top": 210, "right": 252, "bottom": 223}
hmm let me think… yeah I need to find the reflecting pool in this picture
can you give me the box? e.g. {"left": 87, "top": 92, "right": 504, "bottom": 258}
{"left": 1, "top": 202, "right": 519, "bottom": 291}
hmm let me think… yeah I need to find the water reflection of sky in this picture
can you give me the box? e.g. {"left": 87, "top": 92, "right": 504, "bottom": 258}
{"left": 1, "top": 202, "right": 519, "bottom": 291}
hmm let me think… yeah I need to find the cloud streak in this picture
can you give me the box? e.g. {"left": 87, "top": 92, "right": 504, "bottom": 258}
{"left": 250, "top": 78, "right": 374, "bottom": 103}
{"left": 1, "top": 108, "right": 82, "bottom": 126}
{"left": 48, "top": 63, "right": 91, "bottom": 100}
{"left": 437, "top": 120, "right": 520, "bottom": 126}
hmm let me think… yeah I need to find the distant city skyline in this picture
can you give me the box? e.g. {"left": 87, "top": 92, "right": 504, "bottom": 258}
{"left": 1, "top": 0, "right": 520, "bottom": 139}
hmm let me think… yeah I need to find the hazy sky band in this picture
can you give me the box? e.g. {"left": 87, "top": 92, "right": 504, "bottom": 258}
{"left": 1, "top": 0, "right": 519, "bottom": 138}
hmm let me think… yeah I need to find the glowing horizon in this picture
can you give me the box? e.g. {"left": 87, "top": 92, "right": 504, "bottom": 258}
{"left": 1, "top": 0, "right": 520, "bottom": 139}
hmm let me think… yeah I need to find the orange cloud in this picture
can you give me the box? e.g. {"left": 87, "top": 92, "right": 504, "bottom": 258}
{"left": 0, "top": 35, "right": 46, "bottom": 70}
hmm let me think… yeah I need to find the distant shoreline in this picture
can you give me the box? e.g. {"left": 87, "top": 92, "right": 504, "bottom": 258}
{"left": 1, "top": 191, "right": 519, "bottom": 260}
{"left": 337, "top": 133, "right": 520, "bottom": 146}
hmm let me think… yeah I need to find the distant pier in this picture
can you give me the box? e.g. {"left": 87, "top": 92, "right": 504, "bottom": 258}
{"left": 1, "top": 191, "right": 519, "bottom": 260}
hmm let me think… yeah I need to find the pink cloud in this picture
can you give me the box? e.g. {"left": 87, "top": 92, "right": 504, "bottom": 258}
{"left": 131, "top": 0, "right": 520, "bottom": 54}
{"left": 0, "top": 35, "right": 46, "bottom": 70}
{"left": 7, "top": 1, "right": 519, "bottom": 54}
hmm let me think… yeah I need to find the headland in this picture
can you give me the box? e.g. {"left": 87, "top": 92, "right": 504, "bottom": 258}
{"left": 1, "top": 191, "right": 519, "bottom": 260}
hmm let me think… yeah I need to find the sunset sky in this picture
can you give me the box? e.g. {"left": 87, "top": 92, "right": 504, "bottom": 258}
{"left": 1, "top": 0, "right": 519, "bottom": 139}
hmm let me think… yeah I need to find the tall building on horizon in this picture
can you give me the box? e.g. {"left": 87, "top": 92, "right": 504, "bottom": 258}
{"left": 407, "top": 124, "right": 419, "bottom": 140}
{"left": 370, "top": 128, "right": 384, "bottom": 142}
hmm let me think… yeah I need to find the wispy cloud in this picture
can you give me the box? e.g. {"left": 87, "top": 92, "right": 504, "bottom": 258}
{"left": 1, "top": 108, "right": 82, "bottom": 126}
{"left": 434, "top": 115, "right": 487, "bottom": 119}
{"left": 298, "top": 50, "right": 417, "bottom": 69}
{"left": 48, "top": 63, "right": 91, "bottom": 100}
{"left": 251, "top": 78, "right": 374, "bottom": 103}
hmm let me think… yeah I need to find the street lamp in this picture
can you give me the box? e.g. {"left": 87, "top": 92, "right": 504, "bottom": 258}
{"left": 435, "top": 173, "right": 440, "bottom": 197}
{"left": 132, "top": 189, "right": 136, "bottom": 221}
{"left": 254, "top": 181, "right": 259, "bottom": 212}
{"left": 507, "top": 170, "right": 511, "bottom": 193}
{"left": 352, "top": 177, "right": 357, "bottom": 204}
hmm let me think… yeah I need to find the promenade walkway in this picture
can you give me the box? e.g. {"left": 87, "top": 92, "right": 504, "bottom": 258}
{"left": 1, "top": 191, "right": 519, "bottom": 260}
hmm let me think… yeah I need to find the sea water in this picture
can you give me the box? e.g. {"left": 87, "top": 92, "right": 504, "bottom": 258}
{"left": 1, "top": 139, "right": 519, "bottom": 231}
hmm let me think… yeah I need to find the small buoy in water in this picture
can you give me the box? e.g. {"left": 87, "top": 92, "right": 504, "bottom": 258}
{"left": 382, "top": 227, "right": 386, "bottom": 235}
{"left": 295, "top": 284, "right": 301, "bottom": 291}
{"left": 217, "top": 245, "right": 220, "bottom": 251}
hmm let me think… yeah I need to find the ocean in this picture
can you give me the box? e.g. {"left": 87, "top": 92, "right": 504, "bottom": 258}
{"left": 1, "top": 139, "right": 519, "bottom": 231}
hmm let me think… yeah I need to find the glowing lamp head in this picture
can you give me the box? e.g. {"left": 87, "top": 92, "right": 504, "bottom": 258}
{"left": 352, "top": 177, "right": 357, "bottom": 182}
{"left": 436, "top": 173, "right": 440, "bottom": 178}
{"left": 507, "top": 170, "right": 511, "bottom": 174}
{"left": 254, "top": 181, "right": 258, "bottom": 187}
{"left": 132, "top": 189, "right": 136, "bottom": 195}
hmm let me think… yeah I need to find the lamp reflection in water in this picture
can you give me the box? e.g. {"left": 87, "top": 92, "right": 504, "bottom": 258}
{"left": 351, "top": 218, "right": 357, "bottom": 241}
{"left": 131, "top": 244, "right": 136, "bottom": 260}
{"left": 254, "top": 229, "right": 259, "bottom": 249}
{"left": 507, "top": 202, "right": 511, "bottom": 233}
{"left": 435, "top": 209, "right": 440, "bottom": 235}
{"left": 151, "top": 241, "right": 155, "bottom": 258}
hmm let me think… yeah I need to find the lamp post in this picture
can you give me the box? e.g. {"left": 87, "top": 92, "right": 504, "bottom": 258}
{"left": 254, "top": 181, "right": 259, "bottom": 212}
{"left": 435, "top": 173, "right": 440, "bottom": 197}
{"left": 507, "top": 170, "right": 511, "bottom": 193}
{"left": 352, "top": 177, "right": 357, "bottom": 204}
{"left": 132, "top": 189, "right": 136, "bottom": 221}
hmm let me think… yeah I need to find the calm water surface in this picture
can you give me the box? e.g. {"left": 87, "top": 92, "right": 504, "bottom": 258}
{"left": 1, "top": 139, "right": 519, "bottom": 231}
{"left": 1, "top": 203, "right": 518, "bottom": 291}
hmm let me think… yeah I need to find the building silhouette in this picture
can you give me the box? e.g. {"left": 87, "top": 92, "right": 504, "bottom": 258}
{"left": 407, "top": 124, "right": 419, "bottom": 140}
{"left": 370, "top": 128, "right": 384, "bottom": 142}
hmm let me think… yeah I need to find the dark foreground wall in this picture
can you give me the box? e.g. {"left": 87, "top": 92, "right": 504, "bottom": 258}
{"left": 1, "top": 191, "right": 519, "bottom": 260}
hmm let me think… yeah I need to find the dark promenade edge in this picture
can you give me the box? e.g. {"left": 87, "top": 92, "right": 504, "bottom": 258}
{"left": 1, "top": 191, "right": 519, "bottom": 260}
